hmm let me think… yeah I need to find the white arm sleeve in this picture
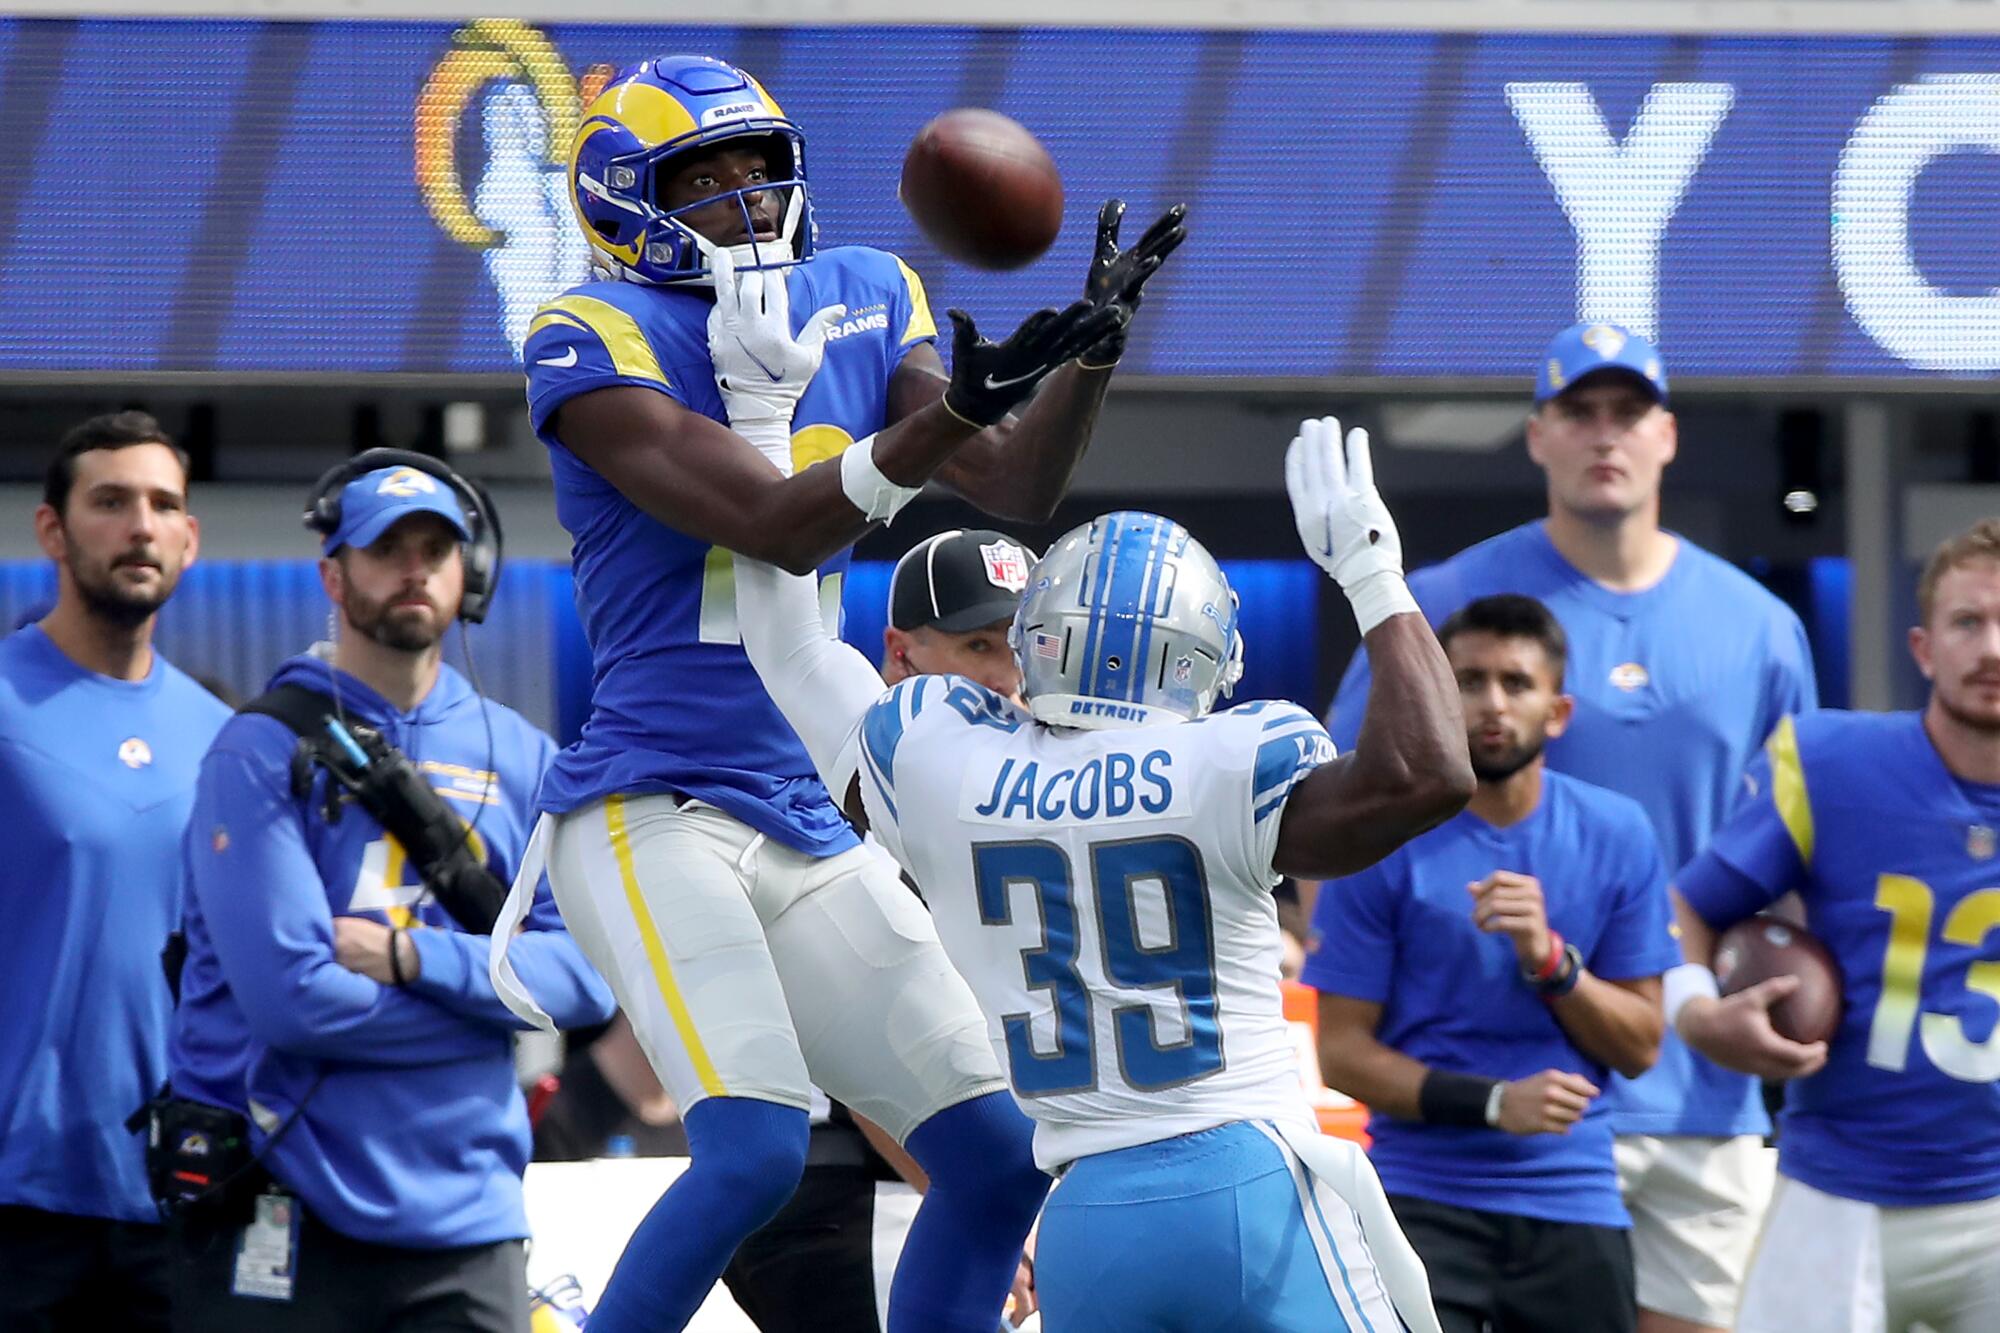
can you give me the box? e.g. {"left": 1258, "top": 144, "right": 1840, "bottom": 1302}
{"left": 731, "top": 554, "right": 888, "bottom": 801}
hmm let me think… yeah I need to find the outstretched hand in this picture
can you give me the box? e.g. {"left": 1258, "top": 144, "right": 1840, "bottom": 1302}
{"left": 707, "top": 245, "right": 845, "bottom": 462}
{"left": 1079, "top": 199, "right": 1188, "bottom": 369}
{"left": 942, "top": 300, "right": 1128, "bottom": 428}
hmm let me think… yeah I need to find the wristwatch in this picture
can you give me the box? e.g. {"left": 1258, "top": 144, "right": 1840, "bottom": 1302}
{"left": 1482, "top": 1081, "right": 1506, "bottom": 1127}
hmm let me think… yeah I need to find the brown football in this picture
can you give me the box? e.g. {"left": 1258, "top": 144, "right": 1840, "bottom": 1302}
{"left": 1712, "top": 913, "right": 1844, "bottom": 1045}
{"left": 899, "top": 108, "right": 1064, "bottom": 271}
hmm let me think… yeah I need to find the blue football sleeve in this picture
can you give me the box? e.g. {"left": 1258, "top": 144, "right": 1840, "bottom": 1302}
{"left": 1298, "top": 858, "right": 1402, "bottom": 1004}
{"left": 525, "top": 292, "right": 683, "bottom": 436}
{"left": 886, "top": 252, "right": 939, "bottom": 350}
{"left": 855, "top": 677, "right": 936, "bottom": 864}
{"left": 187, "top": 738, "right": 501, "bottom": 1066}
{"left": 1677, "top": 720, "right": 1810, "bottom": 928}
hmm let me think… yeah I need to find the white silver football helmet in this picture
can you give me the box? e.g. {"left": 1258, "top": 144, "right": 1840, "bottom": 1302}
{"left": 1010, "top": 511, "right": 1244, "bottom": 730}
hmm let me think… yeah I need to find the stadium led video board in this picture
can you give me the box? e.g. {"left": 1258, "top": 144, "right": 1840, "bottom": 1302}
{"left": 3, "top": 18, "right": 1998, "bottom": 379}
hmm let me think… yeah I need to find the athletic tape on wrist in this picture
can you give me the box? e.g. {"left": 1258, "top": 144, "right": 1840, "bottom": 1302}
{"left": 839, "top": 435, "right": 920, "bottom": 524}
{"left": 1663, "top": 962, "right": 1720, "bottom": 1030}
{"left": 1343, "top": 570, "right": 1420, "bottom": 636}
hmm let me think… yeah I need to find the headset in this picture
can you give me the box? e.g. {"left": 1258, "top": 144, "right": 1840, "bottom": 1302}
{"left": 302, "top": 448, "right": 504, "bottom": 623}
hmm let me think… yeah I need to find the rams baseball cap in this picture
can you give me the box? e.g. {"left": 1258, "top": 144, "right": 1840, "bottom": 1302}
{"left": 1534, "top": 321, "right": 1669, "bottom": 405}
{"left": 889, "top": 529, "right": 1034, "bottom": 633}
{"left": 321, "top": 465, "right": 471, "bottom": 556}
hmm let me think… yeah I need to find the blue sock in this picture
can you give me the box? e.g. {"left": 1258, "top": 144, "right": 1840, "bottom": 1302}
{"left": 890, "top": 1091, "right": 1050, "bottom": 1333}
{"left": 583, "top": 1096, "right": 808, "bottom": 1333}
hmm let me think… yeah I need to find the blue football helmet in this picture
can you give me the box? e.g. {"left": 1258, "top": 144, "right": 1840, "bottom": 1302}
{"left": 1011, "top": 511, "right": 1246, "bottom": 730}
{"left": 569, "top": 54, "right": 814, "bottom": 285}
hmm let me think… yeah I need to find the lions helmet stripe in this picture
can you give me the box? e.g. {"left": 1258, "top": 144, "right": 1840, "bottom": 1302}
{"left": 1128, "top": 518, "right": 1175, "bottom": 702}
{"left": 1018, "top": 511, "right": 1244, "bottom": 731}
{"left": 1075, "top": 516, "right": 1120, "bottom": 701}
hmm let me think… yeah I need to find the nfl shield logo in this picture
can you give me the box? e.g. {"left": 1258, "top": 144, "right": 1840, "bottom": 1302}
{"left": 980, "top": 542, "right": 1028, "bottom": 592}
{"left": 1971, "top": 826, "right": 1996, "bottom": 861}
{"left": 1172, "top": 656, "right": 1194, "bottom": 684}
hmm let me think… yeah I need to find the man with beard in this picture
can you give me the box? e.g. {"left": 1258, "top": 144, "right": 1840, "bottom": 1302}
{"left": 1326, "top": 325, "right": 1815, "bottom": 1333}
{"left": 1670, "top": 520, "right": 2000, "bottom": 1333}
{"left": 0, "top": 412, "right": 232, "bottom": 1330}
{"left": 167, "top": 458, "right": 611, "bottom": 1332}
{"left": 1306, "top": 594, "right": 1678, "bottom": 1333}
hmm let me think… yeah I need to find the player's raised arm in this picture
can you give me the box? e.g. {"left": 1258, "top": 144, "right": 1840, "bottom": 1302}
{"left": 1274, "top": 417, "right": 1474, "bottom": 879}
{"left": 893, "top": 201, "right": 1188, "bottom": 522}
{"left": 553, "top": 249, "right": 1124, "bottom": 577}
{"left": 731, "top": 552, "right": 887, "bottom": 822}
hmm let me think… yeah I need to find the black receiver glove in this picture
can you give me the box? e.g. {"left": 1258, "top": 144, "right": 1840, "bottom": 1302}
{"left": 1078, "top": 199, "right": 1189, "bottom": 370}
{"left": 940, "top": 299, "right": 1129, "bottom": 427}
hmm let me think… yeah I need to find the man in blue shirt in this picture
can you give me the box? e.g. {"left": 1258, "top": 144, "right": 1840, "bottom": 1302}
{"left": 169, "top": 459, "right": 612, "bottom": 1332}
{"left": 1326, "top": 324, "right": 1815, "bottom": 1333}
{"left": 1310, "top": 594, "right": 1678, "bottom": 1333}
{"left": 1670, "top": 521, "right": 2000, "bottom": 1333}
{"left": 0, "top": 413, "right": 231, "bottom": 1332}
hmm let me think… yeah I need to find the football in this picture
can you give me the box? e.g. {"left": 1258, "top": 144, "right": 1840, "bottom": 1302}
{"left": 899, "top": 108, "right": 1064, "bottom": 270}
{"left": 1712, "top": 913, "right": 1844, "bottom": 1045}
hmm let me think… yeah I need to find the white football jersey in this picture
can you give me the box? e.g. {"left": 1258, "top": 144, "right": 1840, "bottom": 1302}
{"left": 855, "top": 675, "right": 1337, "bottom": 1170}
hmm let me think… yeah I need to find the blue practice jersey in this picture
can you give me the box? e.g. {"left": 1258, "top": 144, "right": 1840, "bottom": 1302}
{"left": 1303, "top": 771, "right": 1680, "bottom": 1226}
{"left": 1678, "top": 710, "right": 2000, "bottom": 1207}
{"left": 1327, "top": 520, "right": 1816, "bottom": 1136}
{"left": 524, "top": 247, "right": 937, "bottom": 856}
{"left": 0, "top": 627, "right": 229, "bottom": 1223}
{"left": 171, "top": 654, "right": 613, "bottom": 1248}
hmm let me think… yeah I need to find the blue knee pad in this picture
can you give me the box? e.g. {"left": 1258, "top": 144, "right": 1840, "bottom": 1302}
{"left": 584, "top": 1097, "right": 809, "bottom": 1333}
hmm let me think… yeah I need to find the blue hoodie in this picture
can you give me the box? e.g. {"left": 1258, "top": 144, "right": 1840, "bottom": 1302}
{"left": 170, "top": 653, "right": 613, "bottom": 1248}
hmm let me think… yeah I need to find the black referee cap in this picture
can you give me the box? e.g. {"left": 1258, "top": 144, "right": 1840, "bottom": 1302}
{"left": 889, "top": 529, "right": 1035, "bottom": 633}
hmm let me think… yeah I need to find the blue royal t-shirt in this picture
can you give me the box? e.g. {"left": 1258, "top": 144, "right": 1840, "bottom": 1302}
{"left": 1678, "top": 710, "right": 2000, "bottom": 1207}
{"left": 1327, "top": 521, "right": 1816, "bottom": 1136}
{"left": 1302, "top": 771, "right": 1680, "bottom": 1226}
{"left": 0, "top": 626, "right": 230, "bottom": 1222}
{"left": 524, "top": 247, "right": 937, "bottom": 856}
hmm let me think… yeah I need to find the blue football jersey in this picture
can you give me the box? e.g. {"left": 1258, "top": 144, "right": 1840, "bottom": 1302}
{"left": 524, "top": 247, "right": 937, "bottom": 855}
{"left": 1678, "top": 710, "right": 2000, "bottom": 1207}
{"left": 1327, "top": 520, "right": 1817, "bottom": 1137}
{"left": 1303, "top": 771, "right": 1680, "bottom": 1227}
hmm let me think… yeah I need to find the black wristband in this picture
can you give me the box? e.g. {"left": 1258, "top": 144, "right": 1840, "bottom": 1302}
{"left": 1534, "top": 942, "right": 1584, "bottom": 1000}
{"left": 1418, "top": 1070, "right": 1501, "bottom": 1127}
{"left": 389, "top": 928, "right": 409, "bottom": 987}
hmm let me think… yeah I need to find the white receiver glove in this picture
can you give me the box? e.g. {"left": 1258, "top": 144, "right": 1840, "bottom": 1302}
{"left": 707, "top": 244, "right": 846, "bottom": 473}
{"left": 1285, "top": 415, "right": 1419, "bottom": 635}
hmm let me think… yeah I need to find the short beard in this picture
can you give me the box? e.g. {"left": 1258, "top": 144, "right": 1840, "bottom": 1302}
{"left": 1471, "top": 736, "right": 1546, "bottom": 785}
{"left": 1934, "top": 686, "right": 2000, "bottom": 738}
{"left": 343, "top": 591, "right": 444, "bottom": 653}
{"left": 67, "top": 544, "right": 175, "bottom": 630}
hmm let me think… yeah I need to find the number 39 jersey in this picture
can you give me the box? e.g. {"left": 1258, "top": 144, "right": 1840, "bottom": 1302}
{"left": 856, "top": 677, "right": 1336, "bottom": 1170}
{"left": 1678, "top": 709, "right": 2000, "bottom": 1207}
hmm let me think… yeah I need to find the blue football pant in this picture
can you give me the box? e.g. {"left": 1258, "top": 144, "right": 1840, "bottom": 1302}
{"left": 1035, "top": 1121, "right": 1404, "bottom": 1333}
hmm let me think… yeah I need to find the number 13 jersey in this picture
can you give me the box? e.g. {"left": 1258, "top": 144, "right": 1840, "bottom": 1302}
{"left": 856, "top": 677, "right": 1337, "bottom": 1171}
{"left": 1678, "top": 708, "right": 2000, "bottom": 1207}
